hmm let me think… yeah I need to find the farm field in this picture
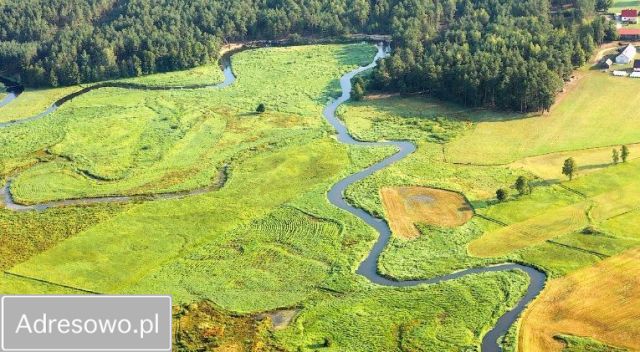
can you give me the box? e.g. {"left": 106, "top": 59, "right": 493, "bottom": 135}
{"left": 518, "top": 248, "right": 640, "bottom": 351}
{"left": 444, "top": 67, "right": 640, "bottom": 164}
{"left": 380, "top": 186, "right": 473, "bottom": 238}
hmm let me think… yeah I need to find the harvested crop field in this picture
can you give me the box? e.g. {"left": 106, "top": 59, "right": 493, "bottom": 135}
{"left": 518, "top": 247, "right": 640, "bottom": 351}
{"left": 380, "top": 186, "right": 473, "bottom": 239}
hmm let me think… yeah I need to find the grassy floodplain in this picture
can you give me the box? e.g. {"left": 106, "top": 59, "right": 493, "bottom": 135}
{"left": 0, "top": 86, "right": 83, "bottom": 123}
{"left": 0, "top": 43, "right": 534, "bottom": 351}
{"left": 118, "top": 63, "right": 224, "bottom": 87}
{"left": 3, "top": 39, "right": 640, "bottom": 350}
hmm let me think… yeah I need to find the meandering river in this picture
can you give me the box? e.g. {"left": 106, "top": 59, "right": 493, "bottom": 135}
{"left": 0, "top": 43, "right": 546, "bottom": 351}
{"left": 323, "top": 44, "right": 546, "bottom": 352}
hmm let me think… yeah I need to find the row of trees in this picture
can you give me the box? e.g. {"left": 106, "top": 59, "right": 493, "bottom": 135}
{"left": 371, "top": 0, "right": 618, "bottom": 112}
{"left": 2, "top": 0, "right": 442, "bottom": 87}
{"left": 496, "top": 145, "right": 630, "bottom": 201}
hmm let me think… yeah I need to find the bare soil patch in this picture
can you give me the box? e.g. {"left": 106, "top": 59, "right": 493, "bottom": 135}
{"left": 380, "top": 186, "right": 473, "bottom": 239}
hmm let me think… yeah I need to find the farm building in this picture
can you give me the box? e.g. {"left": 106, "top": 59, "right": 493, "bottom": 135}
{"left": 616, "top": 44, "right": 637, "bottom": 64}
{"left": 602, "top": 58, "right": 613, "bottom": 69}
{"left": 618, "top": 28, "right": 640, "bottom": 40}
{"left": 621, "top": 9, "right": 638, "bottom": 23}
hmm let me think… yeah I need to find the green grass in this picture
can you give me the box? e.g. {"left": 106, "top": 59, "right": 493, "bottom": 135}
{"left": 276, "top": 271, "right": 529, "bottom": 351}
{"left": 445, "top": 67, "right": 640, "bottom": 164}
{"left": 556, "top": 335, "right": 626, "bottom": 352}
{"left": 0, "top": 203, "right": 129, "bottom": 270}
{"left": 3, "top": 44, "right": 377, "bottom": 203}
{"left": 610, "top": 0, "right": 640, "bottom": 15}
{"left": 0, "top": 44, "right": 400, "bottom": 316}
{"left": 338, "top": 96, "right": 473, "bottom": 143}
{"left": 0, "top": 86, "right": 82, "bottom": 123}
{"left": 378, "top": 221, "right": 498, "bottom": 280}
{"left": 118, "top": 63, "right": 224, "bottom": 87}
{"left": 339, "top": 94, "right": 640, "bottom": 280}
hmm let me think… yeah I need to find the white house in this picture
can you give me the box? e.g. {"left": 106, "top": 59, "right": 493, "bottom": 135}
{"left": 616, "top": 44, "right": 637, "bottom": 64}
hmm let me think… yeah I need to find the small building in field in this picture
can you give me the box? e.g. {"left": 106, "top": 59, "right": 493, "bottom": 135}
{"left": 616, "top": 44, "right": 637, "bottom": 64}
{"left": 602, "top": 58, "right": 613, "bottom": 69}
{"left": 621, "top": 9, "right": 639, "bottom": 23}
{"left": 618, "top": 28, "right": 640, "bottom": 40}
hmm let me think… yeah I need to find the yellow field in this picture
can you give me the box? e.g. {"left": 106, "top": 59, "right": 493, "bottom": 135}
{"left": 468, "top": 203, "right": 589, "bottom": 257}
{"left": 518, "top": 248, "right": 640, "bottom": 351}
{"left": 380, "top": 186, "right": 473, "bottom": 239}
{"left": 510, "top": 143, "right": 640, "bottom": 181}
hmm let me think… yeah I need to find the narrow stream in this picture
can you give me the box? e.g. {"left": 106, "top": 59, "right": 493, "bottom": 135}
{"left": 0, "top": 57, "right": 234, "bottom": 128}
{"left": 0, "top": 76, "right": 23, "bottom": 109}
{"left": 323, "top": 44, "right": 547, "bottom": 352}
{"left": 1, "top": 59, "right": 235, "bottom": 210}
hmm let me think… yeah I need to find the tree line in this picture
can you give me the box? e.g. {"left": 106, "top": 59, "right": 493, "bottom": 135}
{"left": 2, "top": 0, "right": 619, "bottom": 113}
{"left": 370, "top": 0, "right": 618, "bottom": 112}
{"left": 1, "top": 0, "right": 438, "bottom": 87}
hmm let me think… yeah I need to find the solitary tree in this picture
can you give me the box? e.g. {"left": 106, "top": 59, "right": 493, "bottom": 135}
{"left": 256, "top": 103, "right": 266, "bottom": 113}
{"left": 621, "top": 145, "right": 629, "bottom": 163}
{"left": 496, "top": 188, "right": 508, "bottom": 202}
{"left": 596, "top": 0, "right": 613, "bottom": 12}
{"left": 612, "top": 148, "right": 620, "bottom": 165}
{"left": 562, "top": 158, "right": 577, "bottom": 180}
{"left": 515, "top": 176, "right": 531, "bottom": 195}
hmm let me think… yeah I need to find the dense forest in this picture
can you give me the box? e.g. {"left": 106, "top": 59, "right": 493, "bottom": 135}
{"left": 0, "top": 0, "right": 618, "bottom": 111}
{"left": 0, "top": 0, "right": 446, "bottom": 87}
{"left": 372, "top": 0, "right": 618, "bottom": 111}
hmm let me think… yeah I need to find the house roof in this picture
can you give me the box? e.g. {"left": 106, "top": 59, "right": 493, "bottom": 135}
{"left": 618, "top": 28, "right": 640, "bottom": 36}
{"left": 622, "top": 9, "right": 638, "bottom": 17}
{"left": 619, "top": 44, "right": 637, "bottom": 59}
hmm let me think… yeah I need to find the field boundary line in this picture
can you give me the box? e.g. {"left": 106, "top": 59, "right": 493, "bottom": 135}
{"left": 475, "top": 213, "right": 508, "bottom": 227}
{"left": 546, "top": 240, "right": 609, "bottom": 259}
{"left": 3, "top": 271, "right": 102, "bottom": 294}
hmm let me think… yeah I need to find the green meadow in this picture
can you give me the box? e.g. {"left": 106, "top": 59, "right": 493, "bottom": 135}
{"left": 118, "top": 62, "right": 224, "bottom": 87}
{"left": 610, "top": 0, "right": 640, "bottom": 15}
{"left": 445, "top": 68, "right": 640, "bottom": 164}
